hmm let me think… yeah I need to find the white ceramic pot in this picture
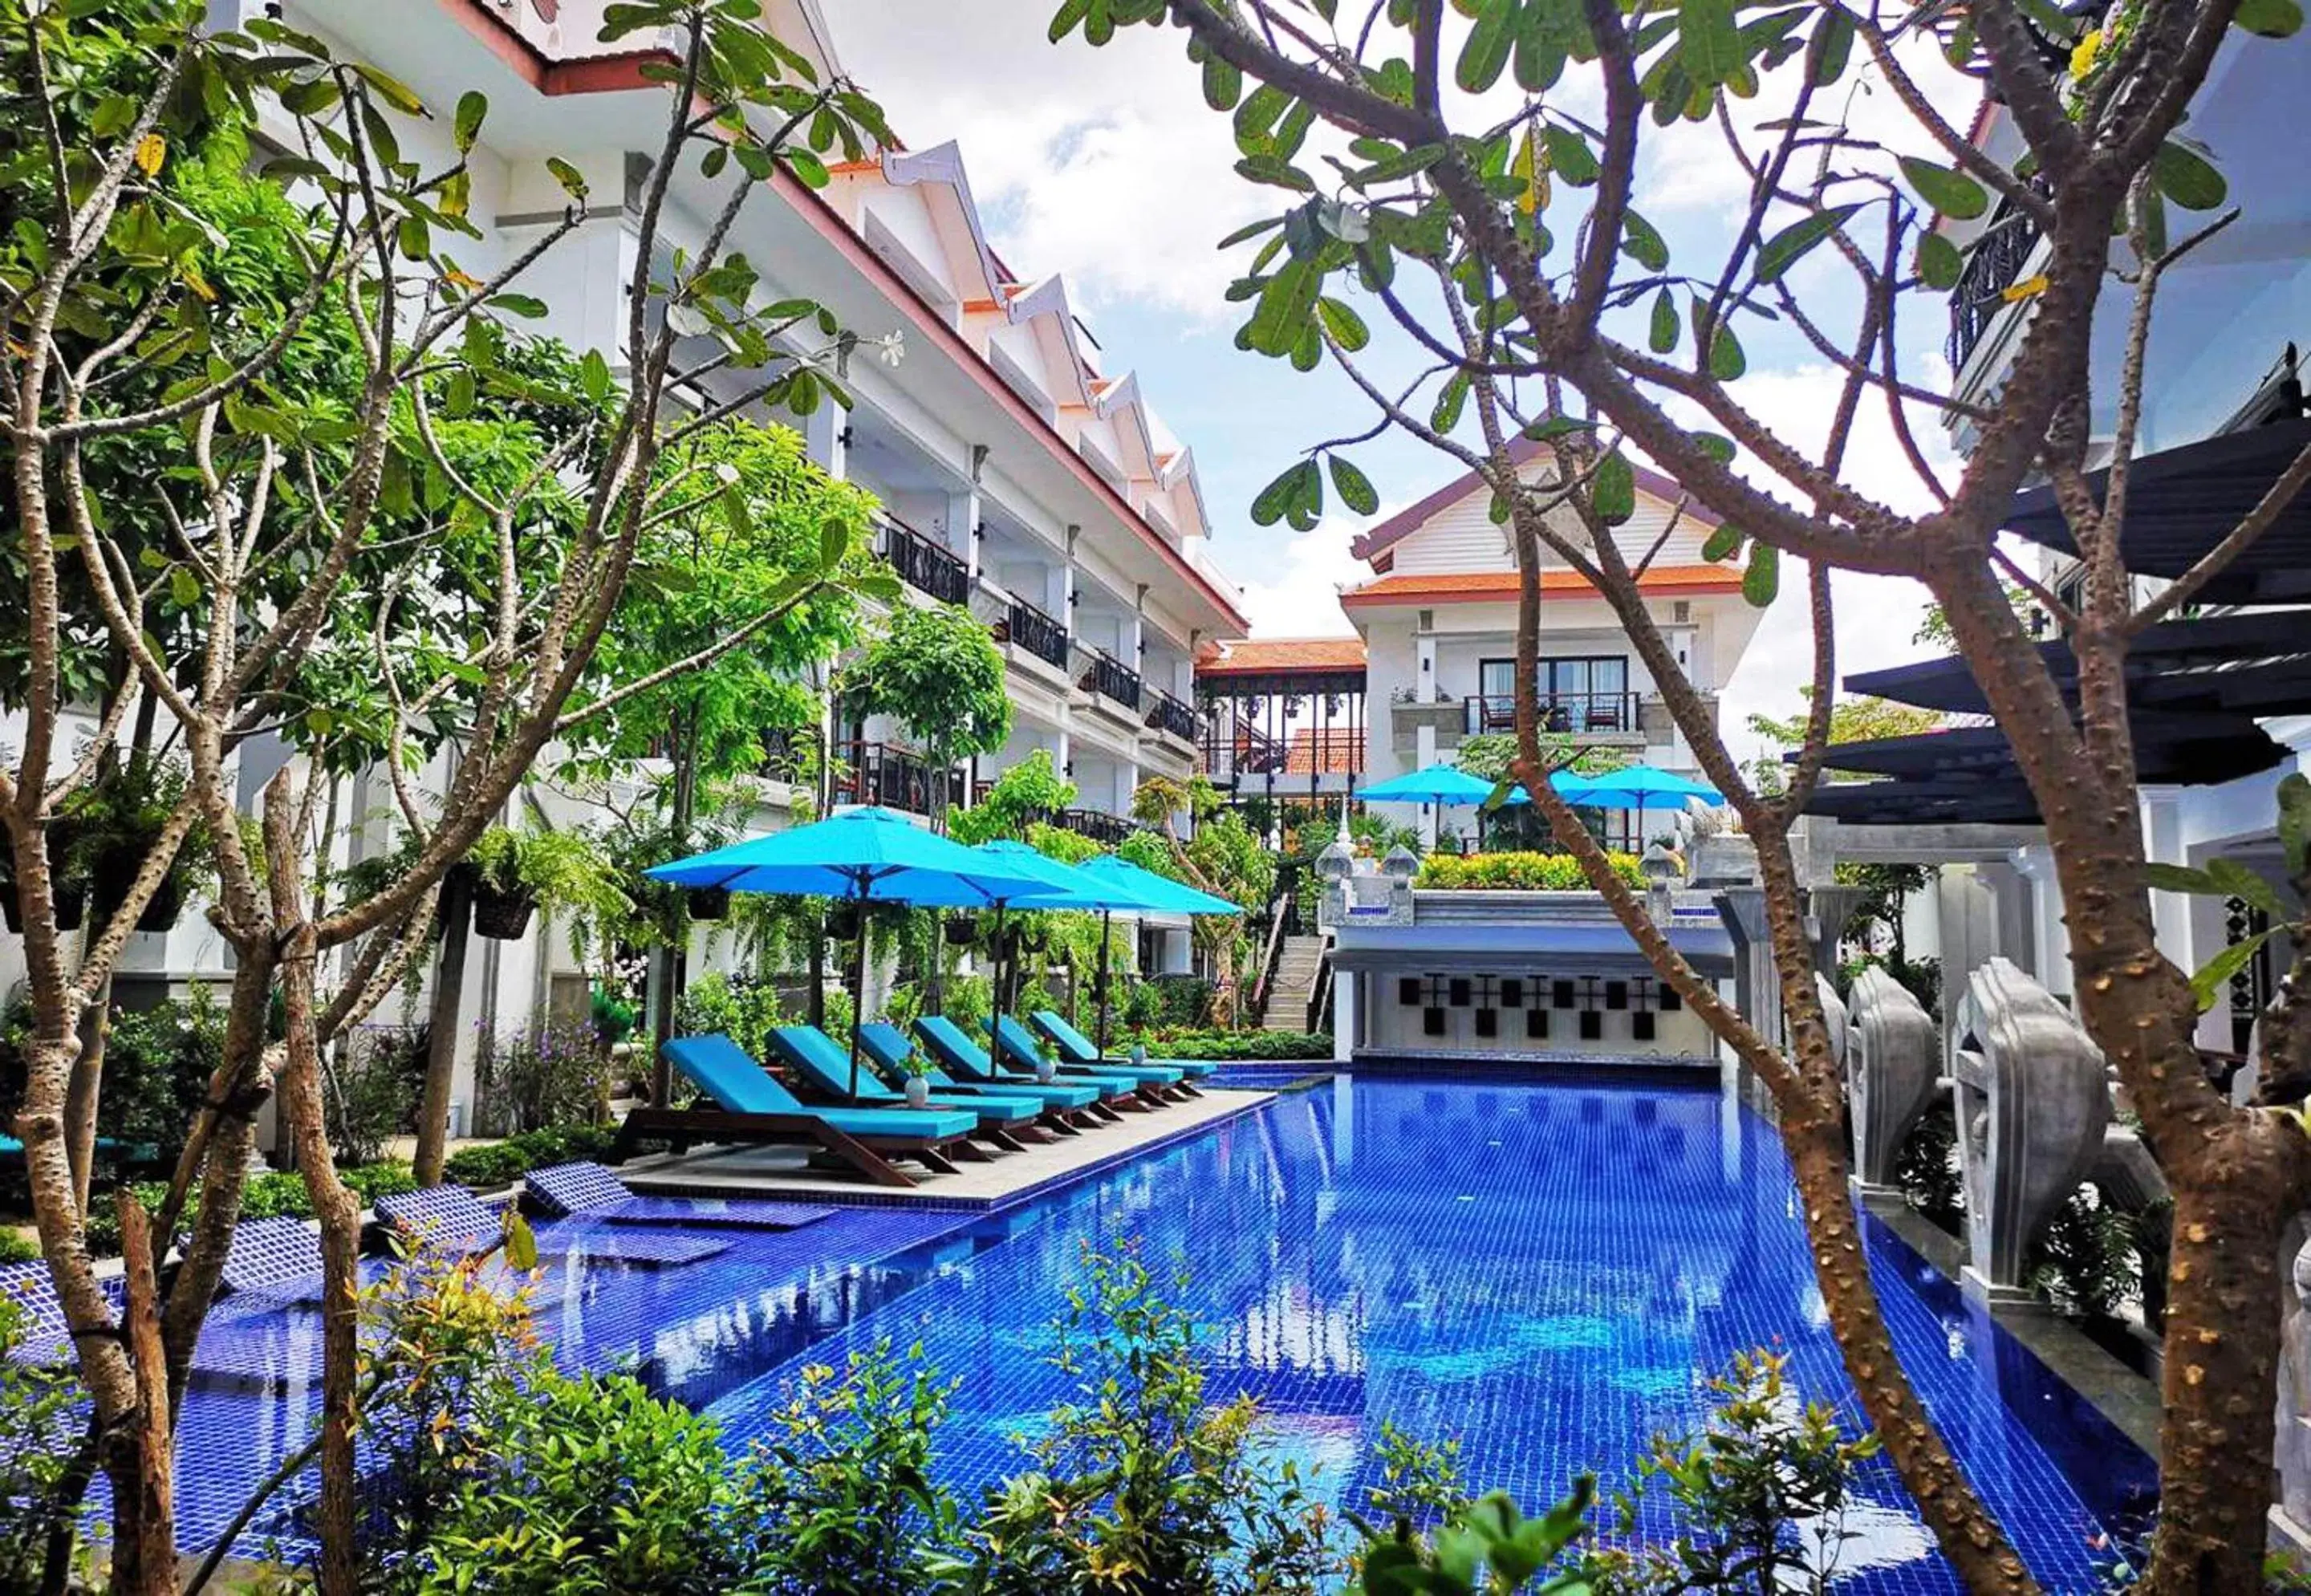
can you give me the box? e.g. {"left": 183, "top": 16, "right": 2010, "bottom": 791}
{"left": 904, "top": 1075, "right": 932, "bottom": 1109}
{"left": 1036, "top": 1058, "right": 1057, "bottom": 1084}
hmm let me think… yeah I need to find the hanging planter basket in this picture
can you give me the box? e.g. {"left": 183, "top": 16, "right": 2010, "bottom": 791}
{"left": 944, "top": 915, "right": 979, "bottom": 947}
{"left": 133, "top": 871, "right": 186, "bottom": 932}
{"left": 0, "top": 876, "right": 85, "bottom": 934}
{"left": 471, "top": 886, "right": 538, "bottom": 940}
{"left": 685, "top": 887, "right": 731, "bottom": 922}
{"left": 825, "top": 904, "right": 861, "bottom": 942}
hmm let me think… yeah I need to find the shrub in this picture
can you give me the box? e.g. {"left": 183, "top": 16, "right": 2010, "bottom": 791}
{"left": 471, "top": 1018, "right": 607, "bottom": 1137}
{"left": 325, "top": 1025, "right": 422, "bottom": 1168}
{"left": 959, "top": 1243, "right": 1338, "bottom": 1593}
{"left": 725, "top": 1340, "right": 964, "bottom": 1594}
{"left": 0, "top": 1291, "right": 86, "bottom": 1588}
{"left": 0, "top": 1230, "right": 37, "bottom": 1265}
{"left": 441, "top": 1125, "right": 620, "bottom": 1191}
{"left": 676, "top": 971, "right": 790, "bottom": 1062}
{"left": 1894, "top": 1101, "right": 1964, "bottom": 1235}
{"left": 1128, "top": 1029, "right": 1332, "bottom": 1062}
{"left": 1414, "top": 851, "right": 1644, "bottom": 891}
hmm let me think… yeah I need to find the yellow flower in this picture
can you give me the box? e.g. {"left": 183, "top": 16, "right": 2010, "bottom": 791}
{"left": 2069, "top": 28, "right": 2102, "bottom": 81}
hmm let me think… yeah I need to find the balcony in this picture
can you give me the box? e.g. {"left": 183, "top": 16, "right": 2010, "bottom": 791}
{"left": 879, "top": 514, "right": 970, "bottom": 607}
{"left": 1051, "top": 808, "right": 1136, "bottom": 847}
{"left": 1078, "top": 649, "right": 1142, "bottom": 713}
{"left": 1464, "top": 692, "right": 1643, "bottom": 737}
{"left": 1143, "top": 690, "right": 1198, "bottom": 743}
{"left": 1946, "top": 191, "right": 2047, "bottom": 376}
{"left": 832, "top": 741, "right": 961, "bottom": 817}
{"left": 997, "top": 595, "right": 1071, "bottom": 672}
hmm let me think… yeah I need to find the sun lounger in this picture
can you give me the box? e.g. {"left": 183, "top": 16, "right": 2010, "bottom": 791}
{"left": 524, "top": 1161, "right": 833, "bottom": 1229}
{"left": 859, "top": 1022, "right": 1104, "bottom": 1132}
{"left": 1030, "top": 1009, "right": 1218, "bottom": 1081}
{"left": 991, "top": 1015, "right": 1192, "bottom": 1103}
{"left": 765, "top": 1024, "right": 1049, "bottom": 1150}
{"left": 618, "top": 1034, "right": 986, "bottom": 1188}
{"left": 377, "top": 1184, "right": 730, "bottom": 1266}
{"left": 914, "top": 1014, "right": 1156, "bottom": 1113}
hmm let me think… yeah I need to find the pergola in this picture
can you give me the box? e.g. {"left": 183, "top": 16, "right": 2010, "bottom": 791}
{"left": 1196, "top": 640, "right": 1368, "bottom": 811}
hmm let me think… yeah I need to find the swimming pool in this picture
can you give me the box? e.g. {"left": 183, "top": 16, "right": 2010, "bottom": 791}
{"left": 169, "top": 1077, "right": 2151, "bottom": 1589}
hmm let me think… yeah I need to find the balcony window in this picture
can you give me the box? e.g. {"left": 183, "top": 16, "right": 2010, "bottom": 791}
{"left": 1144, "top": 690, "right": 1198, "bottom": 741}
{"left": 1078, "top": 648, "right": 1142, "bottom": 711}
{"left": 1001, "top": 594, "right": 1070, "bottom": 670}
{"left": 879, "top": 514, "right": 971, "bottom": 606}
{"left": 1473, "top": 656, "right": 1634, "bottom": 734}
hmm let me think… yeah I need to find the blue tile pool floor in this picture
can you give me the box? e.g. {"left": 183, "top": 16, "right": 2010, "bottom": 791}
{"left": 164, "top": 1077, "right": 2153, "bottom": 1590}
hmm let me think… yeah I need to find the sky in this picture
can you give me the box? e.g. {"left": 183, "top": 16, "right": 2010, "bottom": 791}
{"left": 825, "top": 2, "right": 1984, "bottom": 766}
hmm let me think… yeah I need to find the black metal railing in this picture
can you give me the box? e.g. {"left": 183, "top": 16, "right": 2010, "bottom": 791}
{"left": 1947, "top": 196, "right": 2046, "bottom": 373}
{"left": 1003, "top": 595, "right": 1070, "bottom": 669}
{"left": 1144, "top": 690, "right": 1197, "bottom": 741}
{"left": 1078, "top": 649, "right": 1142, "bottom": 711}
{"left": 1464, "top": 692, "right": 1641, "bottom": 736}
{"left": 1052, "top": 808, "right": 1135, "bottom": 846}
{"left": 1231, "top": 726, "right": 1287, "bottom": 775}
{"left": 833, "top": 741, "right": 961, "bottom": 816}
{"left": 879, "top": 515, "right": 970, "bottom": 606}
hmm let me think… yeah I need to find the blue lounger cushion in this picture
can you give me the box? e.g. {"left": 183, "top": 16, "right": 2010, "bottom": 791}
{"left": 993, "top": 1016, "right": 1184, "bottom": 1086}
{"left": 1030, "top": 1009, "right": 1216, "bottom": 1078}
{"left": 766, "top": 1025, "right": 1042, "bottom": 1127}
{"left": 524, "top": 1162, "right": 832, "bottom": 1230}
{"left": 862, "top": 1022, "right": 1103, "bottom": 1111}
{"left": 913, "top": 1014, "right": 1134, "bottom": 1105}
{"left": 663, "top": 1034, "right": 978, "bottom": 1141}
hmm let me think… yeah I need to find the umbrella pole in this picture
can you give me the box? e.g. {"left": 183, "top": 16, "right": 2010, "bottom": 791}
{"left": 848, "top": 883, "right": 868, "bottom": 1099}
{"left": 1095, "top": 908, "right": 1113, "bottom": 1057}
{"left": 989, "top": 901, "right": 1007, "bottom": 1048}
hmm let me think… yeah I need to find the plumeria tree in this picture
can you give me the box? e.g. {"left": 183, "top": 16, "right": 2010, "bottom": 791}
{"left": 0, "top": 1, "right": 891, "bottom": 1588}
{"left": 1056, "top": 1, "right": 2307, "bottom": 1591}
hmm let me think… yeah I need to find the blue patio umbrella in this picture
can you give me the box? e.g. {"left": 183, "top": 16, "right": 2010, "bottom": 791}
{"left": 1359, "top": 763, "right": 1501, "bottom": 806}
{"left": 961, "top": 841, "right": 1179, "bottom": 1055}
{"left": 1504, "top": 768, "right": 1602, "bottom": 805}
{"left": 647, "top": 807, "right": 1054, "bottom": 1093}
{"left": 1578, "top": 764, "right": 1724, "bottom": 810}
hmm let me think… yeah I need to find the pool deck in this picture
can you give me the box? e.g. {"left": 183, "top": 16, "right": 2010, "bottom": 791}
{"left": 616, "top": 1089, "right": 1271, "bottom": 1212}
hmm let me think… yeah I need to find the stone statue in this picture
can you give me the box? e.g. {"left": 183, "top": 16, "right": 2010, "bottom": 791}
{"left": 1949, "top": 958, "right": 2112, "bottom": 1301}
{"left": 1845, "top": 965, "right": 1938, "bottom": 1198}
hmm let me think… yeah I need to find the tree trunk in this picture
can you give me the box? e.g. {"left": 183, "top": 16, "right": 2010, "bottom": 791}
{"left": 412, "top": 872, "right": 472, "bottom": 1187}
{"left": 64, "top": 971, "right": 112, "bottom": 1215}
{"left": 107, "top": 1189, "right": 173, "bottom": 1596}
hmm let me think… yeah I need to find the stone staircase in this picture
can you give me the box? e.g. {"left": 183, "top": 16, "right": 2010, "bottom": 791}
{"left": 1263, "top": 935, "right": 1330, "bottom": 1031}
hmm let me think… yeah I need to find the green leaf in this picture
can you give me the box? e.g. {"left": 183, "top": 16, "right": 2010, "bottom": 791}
{"left": 1700, "top": 523, "right": 1744, "bottom": 562}
{"left": 1619, "top": 209, "right": 1669, "bottom": 270}
{"left": 1457, "top": 0, "right": 1519, "bottom": 93}
{"left": 579, "top": 348, "right": 612, "bottom": 403}
{"left": 351, "top": 62, "right": 427, "bottom": 116}
{"left": 1708, "top": 320, "right": 1746, "bottom": 380}
{"left": 1897, "top": 156, "right": 1989, "bottom": 221}
{"left": 2236, "top": 0, "right": 2304, "bottom": 34}
{"left": 545, "top": 156, "right": 590, "bottom": 201}
{"left": 1541, "top": 123, "right": 1598, "bottom": 186}
{"left": 1202, "top": 53, "right": 1243, "bottom": 110}
{"left": 1755, "top": 203, "right": 1859, "bottom": 282}
{"left": 2207, "top": 856, "right": 2281, "bottom": 915}
{"left": 503, "top": 1210, "right": 538, "bottom": 1271}
{"left": 1432, "top": 373, "right": 1468, "bottom": 433}
{"left": 169, "top": 567, "right": 200, "bottom": 608}
{"left": 1679, "top": 0, "right": 1744, "bottom": 87}
{"left": 1247, "top": 257, "right": 1323, "bottom": 356}
{"left": 820, "top": 517, "right": 851, "bottom": 570}
{"left": 1250, "top": 461, "right": 1302, "bottom": 528}
{"left": 2278, "top": 773, "right": 2311, "bottom": 875}
{"left": 1741, "top": 541, "right": 1779, "bottom": 606}
{"left": 1592, "top": 452, "right": 1635, "bottom": 524}
{"left": 453, "top": 91, "right": 487, "bottom": 154}
{"left": 1049, "top": 0, "right": 1091, "bottom": 41}
{"left": 1690, "top": 431, "right": 1736, "bottom": 464}
{"left": 1329, "top": 455, "right": 1379, "bottom": 515}
{"left": 445, "top": 368, "right": 476, "bottom": 418}
{"left": 2153, "top": 139, "right": 2227, "bottom": 211}
{"left": 2191, "top": 930, "right": 2272, "bottom": 1013}
{"left": 1916, "top": 231, "right": 1964, "bottom": 290}
{"left": 1316, "top": 296, "right": 1370, "bottom": 351}
{"left": 1810, "top": 7, "right": 1856, "bottom": 83}
{"left": 2143, "top": 862, "right": 2221, "bottom": 895}
{"left": 1648, "top": 287, "right": 1680, "bottom": 353}
{"left": 487, "top": 293, "right": 548, "bottom": 319}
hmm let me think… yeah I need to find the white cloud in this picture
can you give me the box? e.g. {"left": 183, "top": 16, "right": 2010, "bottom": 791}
{"left": 1233, "top": 512, "right": 1384, "bottom": 640}
{"left": 825, "top": 2, "right": 1277, "bottom": 316}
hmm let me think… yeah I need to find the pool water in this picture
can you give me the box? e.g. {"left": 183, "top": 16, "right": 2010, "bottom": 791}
{"left": 170, "top": 1078, "right": 2151, "bottom": 1590}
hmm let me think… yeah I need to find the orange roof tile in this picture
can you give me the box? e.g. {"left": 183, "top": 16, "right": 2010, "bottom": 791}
{"left": 1200, "top": 637, "right": 1368, "bottom": 676}
{"left": 1285, "top": 726, "right": 1367, "bottom": 777}
{"left": 1338, "top": 567, "right": 1744, "bottom": 607}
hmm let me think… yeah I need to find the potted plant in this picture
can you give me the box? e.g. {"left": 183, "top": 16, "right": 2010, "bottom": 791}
{"left": 899, "top": 1054, "right": 933, "bottom": 1108}
{"left": 465, "top": 826, "right": 537, "bottom": 940}
{"left": 60, "top": 755, "right": 205, "bottom": 933}
{"left": 944, "top": 913, "right": 978, "bottom": 946}
{"left": 465, "top": 826, "right": 628, "bottom": 943}
{"left": 825, "top": 901, "right": 861, "bottom": 942}
{"left": 0, "top": 822, "right": 87, "bottom": 934}
{"left": 685, "top": 886, "right": 732, "bottom": 921}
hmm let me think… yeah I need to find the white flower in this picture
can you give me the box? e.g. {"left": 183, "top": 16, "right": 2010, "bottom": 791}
{"left": 873, "top": 330, "right": 906, "bottom": 369}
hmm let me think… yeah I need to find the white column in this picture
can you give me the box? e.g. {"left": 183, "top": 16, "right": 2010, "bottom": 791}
{"left": 802, "top": 400, "right": 847, "bottom": 479}
{"left": 1333, "top": 969, "right": 1355, "bottom": 1064}
{"left": 2141, "top": 788, "right": 2190, "bottom": 966}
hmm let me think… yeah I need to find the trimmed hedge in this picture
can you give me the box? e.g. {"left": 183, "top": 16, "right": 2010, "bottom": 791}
{"left": 1128, "top": 1029, "right": 1333, "bottom": 1062}
{"left": 441, "top": 1123, "right": 622, "bottom": 1190}
{"left": 84, "top": 1160, "right": 419, "bottom": 1256}
{"left": 1413, "top": 850, "right": 1644, "bottom": 891}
